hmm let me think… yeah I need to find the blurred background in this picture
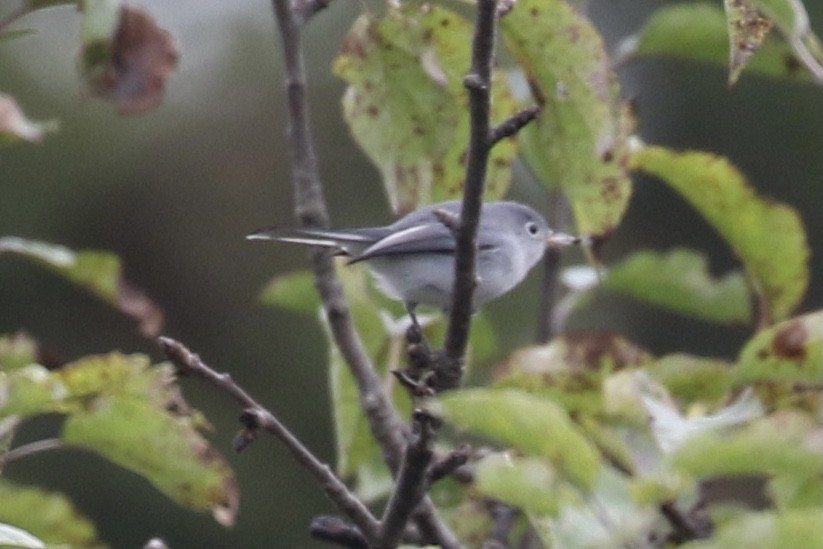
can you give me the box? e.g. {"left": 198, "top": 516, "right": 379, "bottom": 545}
{"left": 1, "top": 0, "right": 820, "bottom": 547}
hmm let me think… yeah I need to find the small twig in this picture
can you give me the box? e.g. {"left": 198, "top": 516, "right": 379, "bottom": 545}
{"left": 488, "top": 105, "right": 540, "bottom": 146}
{"left": 426, "top": 445, "right": 471, "bottom": 485}
{"left": 294, "top": 0, "right": 334, "bottom": 24}
{"left": 376, "top": 411, "right": 438, "bottom": 549}
{"left": 1, "top": 438, "right": 64, "bottom": 466}
{"left": 660, "top": 500, "right": 712, "bottom": 544}
{"left": 158, "top": 337, "right": 381, "bottom": 543}
{"left": 310, "top": 516, "right": 369, "bottom": 549}
{"left": 488, "top": 503, "right": 518, "bottom": 546}
{"left": 439, "top": 0, "right": 500, "bottom": 391}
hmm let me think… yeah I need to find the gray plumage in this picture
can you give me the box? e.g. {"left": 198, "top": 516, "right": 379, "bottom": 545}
{"left": 248, "top": 200, "right": 553, "bottom": 313}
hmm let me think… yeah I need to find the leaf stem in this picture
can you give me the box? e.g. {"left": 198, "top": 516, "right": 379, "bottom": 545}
{"left": 1, "top": 438, "right": 64, "bottom": 466}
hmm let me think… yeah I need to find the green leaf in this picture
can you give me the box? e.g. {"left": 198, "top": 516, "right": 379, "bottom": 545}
{"left": 494, "top": 332, "right": 652, "bottom": 416}
{"left": 724, "top": 0, "right": 775, "bottom": 85}
{"left": 646, "top": 354, "right": 733, "bottom": 404}
{"left": 531, "top": 468, "right": 657, "bottom": 549}
{"left": 0, "top": 333, "right": 39, "bottom": 372}
{"left": 603, "top": 248, "right": 753, "bottom": 325}
{"left": 259, "top": 270, "right": 320, "bottom": 315}
{"left": 671, "top": 411, "right": 822, "bottom": 483}
{"left": 0, "top": 481, "right": 99, "bottom": 547}
{"left": 59, "top": 354, "right": 238, "bottom": 526}
{"left": 617, "top": 3, "right": 813, "bottom": 82}
{"left": 435, "top": 388, "right": 601, "bottom": 488}
{"left": 631, "top": 146, "right": 809, "bottom": 323}
{"left": 751, "top": 0, "right": 823, "bottom": 80}
{"left": 733, "top": 310, "right": 823, "bottom": 385}
{"left": 474, "top": 453, "right": 561, "bottom": 516}
{"left": 0, "top": 95, "right": 58, "bottom": 146}
{"left": 502, "top": 0, "right": 633, "bottom": 238}
{"left": 335, "top": 6, "right": 517, "bottom": 214}
{"left": 0, "top": 238, "right": 164, "bottom": 336}
{"left": 680, "top": 509, "right": 823, "bottom": 549}
{"left": 0, "top": 354, "right": 238, "bottom": 526}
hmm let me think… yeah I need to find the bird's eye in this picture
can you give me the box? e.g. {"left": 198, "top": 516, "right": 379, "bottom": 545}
{"left": 526, "top": 222, "right": 540, "bottom": 236}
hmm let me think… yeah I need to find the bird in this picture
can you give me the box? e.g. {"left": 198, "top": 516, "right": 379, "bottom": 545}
{"left": 248, "top": 200, "right": 564, "bottom": 322}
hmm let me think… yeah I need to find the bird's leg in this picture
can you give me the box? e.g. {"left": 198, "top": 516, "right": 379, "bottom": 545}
{"left": 392, "top": 303, "right": 438, "bottom": 397}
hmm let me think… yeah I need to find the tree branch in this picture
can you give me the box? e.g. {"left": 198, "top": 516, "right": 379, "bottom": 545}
{"left": 268, "top": 1, "right": 464, "bottom": 546}
{"left": 439, "top": 0, "right": 500, "bottom": 390}
{"left": 310, "top": 516, "right": 370, "bottom": 549}
{"left": 375, "top": 411, "right": 437, "bottom": 549}
{"left": 158, "top": 337, "right": 381, "bottom": 543}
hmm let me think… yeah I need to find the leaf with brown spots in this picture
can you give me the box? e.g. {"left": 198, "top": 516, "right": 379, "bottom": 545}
{"left": 0, "top": 237, "right": 164, "bottom": 336}
{"left": 632, "top": 147, "right": 809, "bottom": 323}
{"left": 616, "top": 3, "right": 815, "bottom": 83}
{"left": 724, "top": 0, "right": 774, "bottom": 85}
{"left": 494, "top": 331, "right": 652, "bottom": 415}
{"left": 734, "top": 310, "right": 822, "bottom": 385}
{"left": 502, "top": 0, "right": 633, "bottom": 238}
{"left": 334, "top": 6, "right": 517, "bottom": 214}
{"left": 81, "top": 5, "right": 179, "bottom": 115}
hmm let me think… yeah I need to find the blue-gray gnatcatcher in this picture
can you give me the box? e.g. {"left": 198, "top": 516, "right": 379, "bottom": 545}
{"left": 249, "top": 200, "right": 574, "bottom": 317}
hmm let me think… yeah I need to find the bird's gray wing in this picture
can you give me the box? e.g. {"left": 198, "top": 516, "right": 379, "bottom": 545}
{"left": 350, "top": 222, "right": 460, "bottom": 263}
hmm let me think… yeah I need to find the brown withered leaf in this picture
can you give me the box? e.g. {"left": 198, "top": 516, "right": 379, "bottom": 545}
{"left": 85, "top": 7, "right": 179, "bottom": 115}
{"left": 724, "top": 0, "right": 774, "bottom": 86}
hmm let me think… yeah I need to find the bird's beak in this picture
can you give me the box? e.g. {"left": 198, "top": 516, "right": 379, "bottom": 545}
{"left": 546, "top": 232, "right": 584, "bottom": 248}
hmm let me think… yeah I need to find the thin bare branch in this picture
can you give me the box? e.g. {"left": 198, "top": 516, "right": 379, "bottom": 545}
{"left": 310, "top": 516, "right": 370, "bottom": 549}
{"left": 439, "top": 0, "right": 500, "bottom": 390}
{"left": 158, "top": 336, "right": 381, "bottom": 543}
{"left": 376, "top": 411, "right": 438, "bottom": 549}
{"left": 488, "top": 105, "right": 540, "bottom": 146}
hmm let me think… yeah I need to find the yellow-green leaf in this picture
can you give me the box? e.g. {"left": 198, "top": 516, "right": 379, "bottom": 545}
{"left": 435, "top": 388, "right": 601, "bottom": 488}
{"left": 631, "top": 147, "right": 809, "bottom": 323}
{"left": 59, "top": 355, "right": 238, "bottom": 526}
{"left": 0, "top": 333, "right": 39, "bottom": 372}
{"left": 617, "top": 3, "right": 813, "bottom": 82}
{"left": 0, "top": 480, "right": 100, "bottom": 548}
{"left": 0, "top": 238, "right": 164, "bottom": 336}
{"left": 335, "top": 6, "right": 517, "bottom": 214}
{"left": 502, "top": 0, "right": 633, "bottom": 238}
{"left": 604, "top": 248, "right": 753, "bottom": 325}
{"left": 680, "top": 509, "right": 823, "bottom": 549}
{"left": 474, "top": 453, "right": 561, "bottom": 516}
{"left": 751, "top": 0, "right": 823, "bottom": 83}
{"left": 494, "top": 332, "right": 652, "bottom": 415}
{"left": 259, "top": 270, "right": 320, "bottom": 315}
{"left": 733, "top": 310, "right": 823, "bottom": 385}
{"left": 671, "top": 411, "right": 822, "bottom": 483}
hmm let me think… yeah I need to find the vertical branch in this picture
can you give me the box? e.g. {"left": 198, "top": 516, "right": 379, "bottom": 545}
{"left": 269, "top": 2, "right": 464, "bottom": 547}
{"left": 270, "top": 0, "right": 406, "bottom": 473}
{"left": 440, "top": 0, "right": 499, "bottom": 389}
